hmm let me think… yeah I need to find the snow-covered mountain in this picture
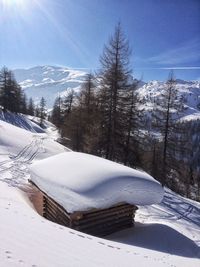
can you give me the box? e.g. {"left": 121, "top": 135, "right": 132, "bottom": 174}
{"left": 13, "top": 66, "right": 200, "bottom": 120}
{"left": 136, "top": 79, "right": 200, "bottom": 121}
{"left": 14, "top": 65, "right": 86, "bottom": 108}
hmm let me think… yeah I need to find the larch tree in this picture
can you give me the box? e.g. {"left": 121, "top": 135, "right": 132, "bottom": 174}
{"left": 61, "top": 89, "right": 76, "bottom": 139}
{"left": 27, "top": 97, "right": 35, "bottom": 116}
{"left": 62, "top": 89, "right": 75, "bottom": 116}
{"left": 153, "top": 71, "right": 184, "bottom": 185}
{"left": 77, "top": 73, "right": 98, "bottom": 153}
{"left": 51, "top": 96, "right": 63, "bottom": 129}
{"left": 20, "top": 92, "right": 27, "bottom": 114}
{"left": 61, "top": 74, "right": 98, "bottom": 152}
{"left": 122, "top": 80, "right": 141, "bottom": 167}
{"left": 98, "top": 23, "right": 132, "bottom": 162}
{"left": 0, "top": 67, "right": 24, "bottom": 113}
{"left": 39, "top": 97, "right": 47, "bottom": 127}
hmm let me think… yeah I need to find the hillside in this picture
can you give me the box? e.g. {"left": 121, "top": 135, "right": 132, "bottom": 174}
{"left": 137, "top": 79, "right": 200, "bottom": 122}
{"left": 14, "top": 65, "right": 86, "bottom": 108}
{"left": 0, "top": 113, "right": 199, "bottom": 266}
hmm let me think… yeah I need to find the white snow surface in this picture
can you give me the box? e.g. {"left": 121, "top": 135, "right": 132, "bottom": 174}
{"left": 0, "top": 116, "right": 68, "bottom": 160}
{"left": 0, "top": 112, "right": 199, "bottom": 267}
{"left": 29, "top": 152, "right": 164, "bottom": 212}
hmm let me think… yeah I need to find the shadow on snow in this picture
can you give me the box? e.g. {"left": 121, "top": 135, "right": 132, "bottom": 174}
{"left": 107, "top": 222, "right": 200, "bottom": 258}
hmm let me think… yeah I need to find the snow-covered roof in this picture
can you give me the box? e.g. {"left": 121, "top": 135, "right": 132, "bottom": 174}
{"left": 29, "top": 152, "right": 164, "bottom": 213}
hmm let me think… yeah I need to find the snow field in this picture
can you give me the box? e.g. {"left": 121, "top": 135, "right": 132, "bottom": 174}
{"left": 0, "top": 115, "right": 199, "bottom": 266}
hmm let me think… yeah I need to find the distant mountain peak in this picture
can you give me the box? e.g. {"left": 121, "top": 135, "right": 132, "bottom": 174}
{"left": 13, "top": 65, "right": 87, "bottom": 107}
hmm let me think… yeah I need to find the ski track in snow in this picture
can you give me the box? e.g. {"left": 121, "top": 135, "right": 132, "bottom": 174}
{"left": 0, "top": 136, "right": 45, "bottom": 189}
{"left": 144, "top": 197, "right": 200, "bottom": 228}
{"left": 135, "top": 190, "right": 200, "bottom": 248}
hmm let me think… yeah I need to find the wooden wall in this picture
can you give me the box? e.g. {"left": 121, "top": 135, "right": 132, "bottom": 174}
{"left": 30, "top": 181, "right": 138, "bottom": 237}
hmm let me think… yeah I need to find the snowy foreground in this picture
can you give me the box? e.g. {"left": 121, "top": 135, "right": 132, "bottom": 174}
{"left": 0, "top": 117, "right": 200, "bottom": 267}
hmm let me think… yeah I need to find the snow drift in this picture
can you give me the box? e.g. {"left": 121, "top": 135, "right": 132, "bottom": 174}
{"left": 29, "top": 152, "right": 164, "bottom": 213}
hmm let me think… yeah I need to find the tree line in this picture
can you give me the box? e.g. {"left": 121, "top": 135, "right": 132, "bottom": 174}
{"left": 0, "top": 66, "right": 47, "bottom": 126}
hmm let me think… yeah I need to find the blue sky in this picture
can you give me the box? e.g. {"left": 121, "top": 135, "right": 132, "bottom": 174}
{"left": 0, "top": 0, "right": 199, "bottom": 81}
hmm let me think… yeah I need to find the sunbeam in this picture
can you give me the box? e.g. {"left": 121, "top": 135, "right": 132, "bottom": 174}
{"left": 1, "top": 0, "right": 27, "bottom": 8}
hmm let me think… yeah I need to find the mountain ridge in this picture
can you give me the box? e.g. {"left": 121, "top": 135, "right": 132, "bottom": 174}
{"left": 14, "top": 65, "right": 86, "bottom": 108}
{"left": 13, "top": 65, "right": 200, "bottom": 121}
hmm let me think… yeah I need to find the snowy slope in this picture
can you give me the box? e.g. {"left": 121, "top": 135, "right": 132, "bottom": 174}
{"left": 137, "top": 79, "right": 200, "bottom": 122}
{"left": 0, "top": 119, "right": 68, "bottom": 160}
{"left": 0, "top": 111, "right": 45, "bottom": 133}
{"left": 109, "top": 187, "right": 200, "bottom": 258}
{"left": 0, "top": 116, "right": 199, "bottom": 267}
{"left": 14, "top": 65, "right": 86, "bottom": 108}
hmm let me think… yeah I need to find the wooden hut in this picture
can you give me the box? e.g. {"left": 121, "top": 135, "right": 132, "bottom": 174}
{"left": 30, "top": 180, "right": 137, "bottom": 237}
{"left": 29, "top": 152, "right": 163, "bottom": 237}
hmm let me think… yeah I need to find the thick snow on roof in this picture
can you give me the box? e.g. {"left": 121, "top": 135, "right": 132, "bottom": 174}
{"left": 29, "top": 152, "right": 164, "bottom": 212}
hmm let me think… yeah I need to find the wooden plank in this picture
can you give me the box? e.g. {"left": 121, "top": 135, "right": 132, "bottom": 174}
{"left": 75, "top": 214, "right": 133, "bottom": 232}
{"left": 44, "top": 195, "right": 71, "bottom": 219}
{"left": 44, "top": 206, "right": 57, "bottom": 220}
{"left": 84, "top": 205, "right": 134, "bottom": 217}
{"left": 30, "top": 181, "right": 71, "bottom": 218}
{"left": 56, "top": 216, "right": 70, "bottom": 226}
{"left": 82, "top": 221, "right": 133, "bottom": 237}
{"left": 73, "top": 211, "right": 134, "bottom": 228}
{"left": 44, "top": 198, "right": 71, "bottom": 225}
{"left": 45, "top": 200, "right": 59, "bottom": 216}
{"left": 77, "top": 207, "right": 135, "bottom": 224}
{"left": 82, "top": 203, "right": 136, "bottom": 218}
{"left": 44, "top": 213, "right": 57, "bottom": 223}
{"left": 45, "top": 206, "right": 57, "bottom": 219}
{"left": 83, "top": 202, "right": 130, "bottom": 214}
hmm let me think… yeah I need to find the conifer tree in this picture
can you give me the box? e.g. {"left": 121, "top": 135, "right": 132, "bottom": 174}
{"left": 77, "top": 73, "right": 98, "bottom": 153}
{"left": 122, "top": 80, "right": 141, "bottom": 166}
{"left": 20, "top": 92, "right": 27, "bottom": 114}
{"left": 27, "top": 98, "right": 35, "bottom": 116}
{"left": 39, "top": 97, "right": 46, "bottom": 127}
{"left": 51, "top": 96, "right": 63, "bottom": 129}
{"left": 153, "top": 71, "right": 184, "bottom": 185}
{"left": 62, "top": 89, "right": 75, "bottom": 116}
{"left": 0, "top": 67, "right": 24, "bottom": 113}
{"left": 98, "top": 23, "right": 133, "bottom": 161}
{"left": 61, "top": 74, "right": 99, "bottom": 152}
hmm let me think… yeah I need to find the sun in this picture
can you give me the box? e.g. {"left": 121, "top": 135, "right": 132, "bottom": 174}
{"left": 0, "top": 0, "right": 32, "bottom": 13}
{"left": 2, "top": 0, "right": 23, "bottom": 3}
{"left": 1, "top": 0, "right": 26, "bottom": 7}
